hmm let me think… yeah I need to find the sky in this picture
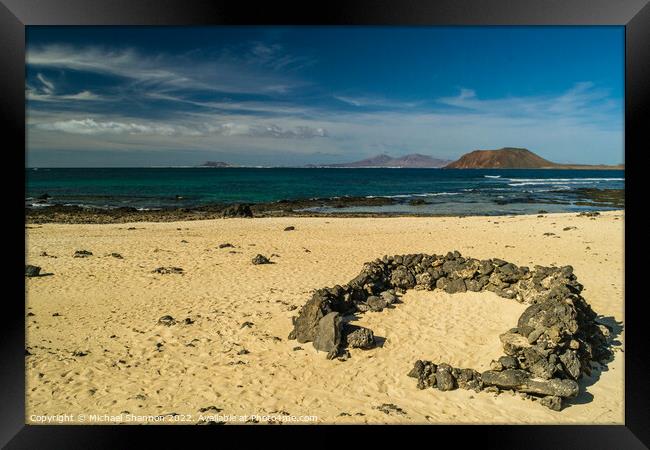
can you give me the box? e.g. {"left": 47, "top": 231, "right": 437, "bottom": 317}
{"left": 25, "top": 26, "right": 624, "bottom": 167}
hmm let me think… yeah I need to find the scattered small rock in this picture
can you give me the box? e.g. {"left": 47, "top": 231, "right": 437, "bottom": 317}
{"left": 252, "top": 254, "right": 272, "bottom": 265}
{"left": 218, "top": 243, "right": 234, "bottom": 248}
{"left": 374, "top": 403, "right": 406, "bottom": 416}
{"left": 25, "top": 265, "right": 41, "bottom": 277}
{"left": 157, "top": 315, "right": 177, "bottom": 326}
{"left": 73, "top": 250, "right": 93, "bottom": 258}
{"left": 344, "top": 326, "right": 375, "bottom": 349}
{"left": 284, "top": 226, "right": 295, "bottom": 231}
{"left": 198, "top": 406, "right": 222, "bottom": 413}
{"left": 153, "top": 267, "right": 184, "bottom": 274}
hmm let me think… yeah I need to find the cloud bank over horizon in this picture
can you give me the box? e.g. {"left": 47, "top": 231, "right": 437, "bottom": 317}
{"left": 26, "top": 27, "right": 624, "bottom": 167}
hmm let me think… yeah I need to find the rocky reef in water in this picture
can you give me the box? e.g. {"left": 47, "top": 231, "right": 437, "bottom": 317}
{"left": 25, "top": 197, "right": 398, "bottom": 224}
{"left": 288, "top": 251, "right": 614, "bottom": 411}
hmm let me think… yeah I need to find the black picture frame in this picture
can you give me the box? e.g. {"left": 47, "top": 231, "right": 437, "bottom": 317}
{"left": 3, "top": 0, "right": 648, "bottom": 447}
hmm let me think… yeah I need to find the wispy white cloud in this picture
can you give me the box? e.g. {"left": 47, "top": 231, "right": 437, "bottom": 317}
{"left": 246, "top": 42, "right": 316, "bottom": 72}
{"left": 36, "top": 73, "right": 54, "bottom": 94}
{"left": 144, "top": 92, "right": 313, "bottom": 116}
{"left": 436, "top": 82, "right": 619, "bottom": 127}
{"left": 36, "top": 118, "right": 196, "bottom": 136}
{"left": 27, "top": 44, "right": 307, "bottom": 96}
{"left": 27, "top": 88, "right": 104, "bottom": 102}
{"left": 34, "top": 117, "right": 328, "bottom": 139}
{"left": 334, "top": 95, "right": 422, "bottom": 109}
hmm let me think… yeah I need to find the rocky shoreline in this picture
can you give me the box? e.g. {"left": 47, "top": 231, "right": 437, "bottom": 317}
{"left": 25, "top": 197, "right": 398, "bottom": 224}
{"left": 288, "top": 251, "right": 614, "bottom": 411}
{"left": 25, "top": 190, "right": 623, "bottom": 224}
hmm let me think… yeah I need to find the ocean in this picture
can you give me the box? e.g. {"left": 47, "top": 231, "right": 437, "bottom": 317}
{"left": 25, "top": 168, "right": 624, "bottom": 216}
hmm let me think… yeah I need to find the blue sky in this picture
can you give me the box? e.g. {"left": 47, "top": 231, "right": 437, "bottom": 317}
{"left": 26, "top": 26, "right": 624, "bottom": 167}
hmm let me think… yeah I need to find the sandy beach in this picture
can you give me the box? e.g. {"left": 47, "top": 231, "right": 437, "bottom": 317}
{"left": 25, "top": 211, "right": 624, "bottom": 424}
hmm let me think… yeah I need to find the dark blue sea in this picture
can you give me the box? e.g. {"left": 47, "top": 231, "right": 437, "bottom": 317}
{"left": 25, "top": 168, "right": 624, "bottom": 216}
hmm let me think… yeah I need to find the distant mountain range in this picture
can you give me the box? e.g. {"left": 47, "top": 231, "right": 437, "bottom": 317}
{"left": 444, "top": 147, "right": 624, "bottom": 170}
{"left": 307, "top": 153, "right": 452, "bottom": 168}
{"left": 198, "top": 148, "right": 623, "bottom": 170}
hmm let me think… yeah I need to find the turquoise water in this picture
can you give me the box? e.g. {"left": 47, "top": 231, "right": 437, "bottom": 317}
{"left": 25, "top": 168, "right": 624, "bottom": 216}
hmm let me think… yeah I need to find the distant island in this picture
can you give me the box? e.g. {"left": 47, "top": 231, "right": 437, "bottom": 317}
{"left": 306, "top": 153, "right": 452, "bottom": 168}
{"left": 444, "top": 147, "right": 624, "bottom": 170}
{"left": 200, "top": 161, "right": 236, "bottom": 168}
{"left": 197, "top": 148, "right": 623, "bottom": 170}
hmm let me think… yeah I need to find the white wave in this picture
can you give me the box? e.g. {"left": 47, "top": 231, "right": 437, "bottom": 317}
{"left": 366, "top": 192, "right": 460, "bottom": 199}
{"left": 413, "top": 192, "right": 461, "bottom": 197}
{"left": 484, "top": 175, "right": 501, "bottom": 178}
{"left": 507, "top": 177, "right": 623, "bottom": 182}
{"left": 508, "top": 180, "right": 622, "bottom": 186}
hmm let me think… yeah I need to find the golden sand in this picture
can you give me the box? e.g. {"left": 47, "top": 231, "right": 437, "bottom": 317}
{"left": 25, "top": 211, "right": 624, "bottom": 424}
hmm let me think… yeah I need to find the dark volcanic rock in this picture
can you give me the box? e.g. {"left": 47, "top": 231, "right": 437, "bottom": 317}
{"left": 74, "top": 250, "right": 93, "bottom": 258}
{"left": 153, "top": 267, "right": 184, "bottom": 274}
{"left": 221, "top": 204, "right": 253, "bottom": 218}
{"left": 25, "top": 265, "right": 41, "bottom": 277}
{"left": 219, "top": 243, "right": 234, "bottom": 248}
{"left": 481, "top": 369, "right": 578, "bottom": 398}
{"left": 252, "top": 254, "right": 272, "bottom": 265}
{"left": 390, "top": 265, "right": 416, "bottom": 289}
{"left": 408, "top": 360, "right": 426, "bottom": 378}
{"left": 445, "top": 278, "right": 467, "bottom": 294}
{"left": 498, "top": 355, "right": 519, "bottom": 370}
{"left": 367, "top": 296, "right": 387, "bottom": 312}
{"left": 284, "top": 226, "right": 295, "bottom": 231}
{"left": 435, "top": 364, "right": 456, "bottom": 391}
{"left": 289, "top": 251, "right": 612, "bottom": 412}
{"left": 374, "top": 403, "right": 407, "bottom": 416}
{"left": 313, "top": 312, "right": 342, "bottom": 355}
{"left": 293, "top": 291, "right": 332, "bottom": 343}
{"left": 540, "top": 395, "right": 563, "bottom": 411}
{"left": 481, "top": 369, "right": 529, "bottom": 389}
{"left": 380, "top": 290, "right": 398, "bottom": 305}
{"left": 344, "top": 326, "right": 375, "bottom": 349}
{"left": 158, "top": 315, "right": 176, "bottom": 326}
